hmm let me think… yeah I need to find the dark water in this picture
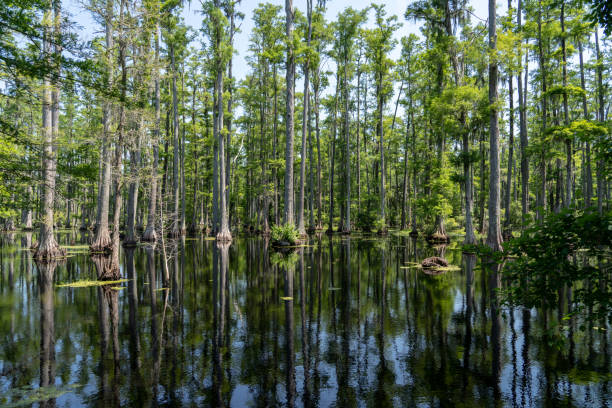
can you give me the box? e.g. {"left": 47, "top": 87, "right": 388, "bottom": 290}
{"left": 0, "top": 231, "right": 610, "bottom": 407}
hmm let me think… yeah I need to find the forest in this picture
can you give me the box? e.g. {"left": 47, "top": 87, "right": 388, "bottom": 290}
{"left": 1, "top": 0, "right": 612, "bottom": 405}
{"left": 0, "top": 0, "right": 610, "bottom": 257}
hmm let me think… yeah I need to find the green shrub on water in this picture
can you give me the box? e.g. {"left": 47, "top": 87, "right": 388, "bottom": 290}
{"left": 271, "top": 224, "right": 300, "bottom": 244}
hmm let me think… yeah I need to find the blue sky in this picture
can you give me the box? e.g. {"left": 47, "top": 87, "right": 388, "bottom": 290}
{"left": 66, "top": 0, "right": 498, "bottom": 84}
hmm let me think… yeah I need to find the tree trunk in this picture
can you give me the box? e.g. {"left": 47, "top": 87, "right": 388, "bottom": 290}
{"left": 560, "top": 2, "right": 572, "bottom": 208}
{"left": 313, "top": 64, "right": 323, "bottom": 229}
{"left": 505, "top": 73, "right": 514, "bottom": 230}
{"left": 91, "top": 0, "right": 114, "bottom": 252}
{"left": 169, "top": 44, "right": 181, "bottom": 237}
{"left": 401, "top": 119, "right": 410, "bottom": 230}
{"left": 143, "top": 21, "right": 161, "bottom": 242}
{"left": 272, "top": 64, "right": 279, "bottom": 226}
{"left": 487, "top": 0, "right": 503, "bottom": 251}
{"left": 327, "top": 75, "right": 340, "bottom": 234}
{"left": 578, "top": 40, "right": 593, "bottom": 208}
{"left": 595, "top": 29, "right": 605, "bottom": 215}
{"left": 35, "top": 0, "right": 65, "bottom": 260}
{"left": 125, "top": 133, "right": 141, "bottom": 245}
{"left": 284, "top": 0, "right": 295, "bottom": 227}
{"left": 517, "top": 0, "right": 529, "bottom": 224}
{"left": 342, "top": 56, "right": 351, "bottom": 234}
{"left": 298, "top": 0, "right": 312, "bottom": 236}
{"left": 537, "top": 0, "right": 547, "bottom": 222}
{"left": 377, "top": 74, "right": 386, "bottom": 232}
{"left": 215, "top": 0, "right": 231, "bottom": 242}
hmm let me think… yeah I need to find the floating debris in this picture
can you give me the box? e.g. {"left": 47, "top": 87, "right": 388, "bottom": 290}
{"left": 281, "top": 296, "right": 293, "bottom": 301}
{"left": 56, "top": 279, "right": 129, "bottom": 288}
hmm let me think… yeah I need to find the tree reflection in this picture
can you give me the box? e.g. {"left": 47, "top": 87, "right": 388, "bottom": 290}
{"left": 37, "top": 260, "right": 57, "bottom": 408}
{"left": 283, "top": 251, "right": 296, "bottom": 408}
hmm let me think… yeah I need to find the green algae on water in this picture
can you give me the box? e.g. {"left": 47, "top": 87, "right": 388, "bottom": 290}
{"left": 56, "top": 279, "right": 130, "bottom": 288}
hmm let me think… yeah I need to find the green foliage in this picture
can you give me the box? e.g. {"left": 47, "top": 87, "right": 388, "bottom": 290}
{"left": 270, "top": 251, "right": 299, "bottom": 268}
{"left": 270, "top": 223, "right": 300, "bottom": 244}
{"left": 502, "top": 209, "right": 612, "bottom": 324}
{"left": 355, "top": 209, "right": 376, "bottom": 230}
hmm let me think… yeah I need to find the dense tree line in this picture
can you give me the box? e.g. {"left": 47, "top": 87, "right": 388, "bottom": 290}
{"left": 0, "top": 0, "right": 610, "bottom": 259}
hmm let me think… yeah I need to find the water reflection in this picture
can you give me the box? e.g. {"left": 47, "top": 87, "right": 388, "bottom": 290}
{"left": 38, "top": 260, "right": 56, "bottom": 408}
{"left": 0, "top": 233, "right": 609, "bottom": 407}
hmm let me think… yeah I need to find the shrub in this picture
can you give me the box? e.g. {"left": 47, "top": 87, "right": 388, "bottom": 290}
{"left": 355, "top": 210, "right": 376, "bottom": 231}
{"left": 502, "top": 208, "right": 612, "bottom": 325}
{"left": 271, "top": 224, "right": 300, "bottom": 244}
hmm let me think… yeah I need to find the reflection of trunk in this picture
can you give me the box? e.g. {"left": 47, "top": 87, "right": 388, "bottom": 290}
{"left": 434, "top": 244, "right": 447, "bottom": 259}
{"left": 284, "top": 261, "right": 295, "bottom": 407}
{"left": 37, "top": 260, "right": 56, "bottom": 408}
{"left": 126, "top": 248, "right": 141, "bottom": 372}
{"left": 488, "top": 260, "right": 502, "bottom": 400}
{"left": 97, "top": 274, "right": 121, "bottom": 406}
{"left": 147, "top": 245, "right": 164, "bottom": 401}
{"left": 92, "top": 254, "right": 119, "bottom": 281}
{"left": 212, "top": 242, "right": 229, "bottom": 407}
{"left": 299, "top": 249, "right": 311, "bottom": 405}
{"left": 520, "top": 310, "right": 531, "bottom": 406}
{"left": 462, "top": 254, "right": 476, "bottom": 391}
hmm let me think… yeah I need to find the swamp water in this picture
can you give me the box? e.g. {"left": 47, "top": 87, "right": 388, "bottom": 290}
{"left": 0, "top": 231, "right": 610, "bottom": 407}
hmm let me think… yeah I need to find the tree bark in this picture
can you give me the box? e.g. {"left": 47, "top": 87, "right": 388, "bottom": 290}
{"left": 91, "top": 0, "right": 114, "bottom": 252}
{"left": 517, "top": 0, "right": 529, "bottom": 224}
{"left": 487, "top": 0, "right": 503, "bottom": 250}
{"left": 595, "top": 29, "right": 605, "bottom": 215}
{"left": 284, "top": 0, "right": 295, "bottom": 227}
{"left": 578, "top": 40, "right": 593, "bottom": 208}
{"left": 169, "top": 44, "right": 181, "bottom": 237}
{"left": 215, "top": 0, "right": 231, "bottom": 242}
{"left": 298, "top": 0, "right": 312, "bottom": 236}
{"left": 35, "top": 0, "right": 65, "bottom": 260}
{"left": 505, "top": 73, "right": 514, "bottom": 230}
{"left": 560, "top": 2, "right": 572, "bottom": 208}
{"left": 143, "top": 20, "right": 161, "bottom": 242}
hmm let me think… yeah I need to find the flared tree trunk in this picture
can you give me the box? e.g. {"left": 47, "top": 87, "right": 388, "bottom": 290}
{"left": 35, "top": 0, "right": 65, "bottom": 260}
{"left": 91, "top": 0, "right": 114, "bottom": 252}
